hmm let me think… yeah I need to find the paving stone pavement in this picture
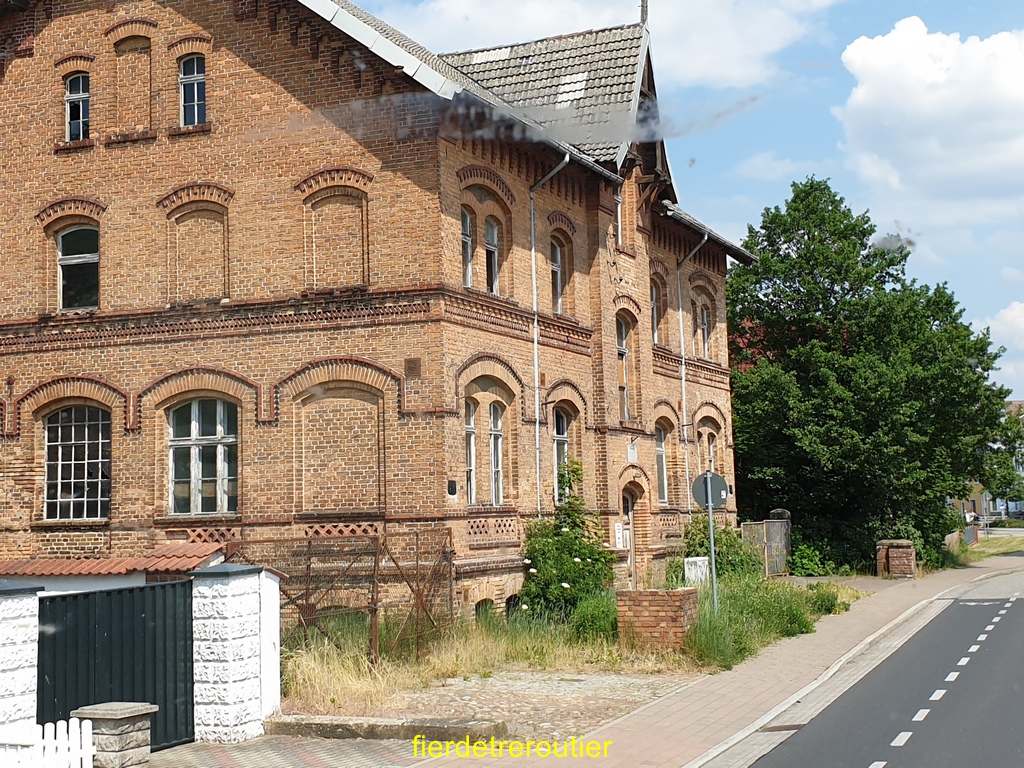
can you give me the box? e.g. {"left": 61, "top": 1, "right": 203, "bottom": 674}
{"left": 150, "top": 555, "right": 1024, "bottom": 768}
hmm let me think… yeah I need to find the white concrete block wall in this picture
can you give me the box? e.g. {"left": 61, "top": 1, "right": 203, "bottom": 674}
{"left": 259, "top": 571, "right": 281, "bottom": 719}
{"left": 0, "top": 584, "right": 41, "bottom": 740}
{"left": 192, "top": 566, "right": 265, "bottom": 744}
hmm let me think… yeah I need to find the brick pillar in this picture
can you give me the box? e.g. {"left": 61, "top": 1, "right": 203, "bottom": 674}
{"left": 190, "top": 564, "right": 266, "bottom": 743}
{"left": 71, "top": 702, "right": 157, "bottom": 768}
{"left": 0, "top": 580, "right": 42, "bottom": 740}
{"left": 876, "top": 539, "right": 916, "bottom": 579}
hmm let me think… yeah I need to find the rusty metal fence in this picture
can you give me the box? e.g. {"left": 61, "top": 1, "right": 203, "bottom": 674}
{"left": 228, "top": 528, "right": 455, "bottom": 662}
{"left": 741, "top": 518, "right": 791, "bottom": 577}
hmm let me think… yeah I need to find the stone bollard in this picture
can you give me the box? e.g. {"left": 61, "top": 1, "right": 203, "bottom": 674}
{"left": 71, "top": 702, "right": 158, "bottom": 768}
{"left": 876, "top": 539, "right": 916, "bottom": 579}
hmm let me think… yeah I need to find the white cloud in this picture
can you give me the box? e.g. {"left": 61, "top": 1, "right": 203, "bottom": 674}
{"left": 834, "top": 17, "right": 1024, "bottom": 228}
{"left": 734, "top": 151, "right": 805, "bottom": 181}
{"left": 978, "top": 302, "right": 1024, "bottom": 397}
{"left": 1001, "top": 267, "right": 1024, "bottom": 284}
{"left": 361, "top": 0, "right": 842, "bottom": 89}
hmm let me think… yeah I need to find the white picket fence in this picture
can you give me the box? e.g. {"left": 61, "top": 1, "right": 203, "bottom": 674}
{"left": 0, "top": 718, "right": 95, "bottom": 768}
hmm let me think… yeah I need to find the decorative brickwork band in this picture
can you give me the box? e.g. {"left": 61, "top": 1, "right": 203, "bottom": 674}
{"left": 34, "top": 197, "right": 107, "bottom": 228}
{"left": 167, "top": 34, "right": 213, "bottom": 57}
{"left": 53, "top": 52, "right": 95, "bottom": 77}
{"left": 304, "top": 522, "right": 380, "bottom": 538}
{"left": 294, "top": 166, "right": 375, "bottom": 196}
{"left": 135, "top": 367, "right": 267, "bottom": 429}
{"left": 613, "top": 293, "right": 643, "bottom": 318}
{"left": 649, "top": 257, "right": 670, "bottom": 280}
{"left": 9, "top": 376, "right": 129, "bottom": 437}
{"left": 456, "top": 165, "right": 516, "bottom": 207}
{"left": 157, "top": 182, "right": 235, "bottom": 212}
{"left": 547, "top": 210, "right": 577, "bottom": 237}
{"left": 103, "top": 18, "right": 158, "bottom": 43}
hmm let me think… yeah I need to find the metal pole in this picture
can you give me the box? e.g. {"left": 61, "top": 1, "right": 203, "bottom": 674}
{"left": 705, "top": 472, "right": 719, "bottom": 612}
{"left": 370, "top": 536, "right": 380, "bottom": 665}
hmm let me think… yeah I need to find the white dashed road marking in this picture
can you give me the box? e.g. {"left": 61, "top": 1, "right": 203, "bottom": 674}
{"left": 999, "top": 610, "right": 1007, "bottom": 615}
{"left": 986, "top": 624, "right": 996, "bottom": 631}
{"left": 978, "top": 634, "right": 988, "bottom": 641}
{"left": 992, "top": 617, "right": 1001, "bottom": 623}
{"left": 969, "top": 645, "right": 980, "bottom": 652}
{"left": 946, "top": 672, "right": 959, "bottom": 682}
{"left": 913, "top": 709, "right": 930, "bottom": 722}
{"left": 891, "top": 732, "right": 913, "bottom": 747}
{"left": 930, "top": 689, "right": 947, "bottom": 701}
{"left": 869, "top": 762, "right": 887, "bottom": 768}
{"left": 957, "top": 657, "right": 971, "bottom": 666}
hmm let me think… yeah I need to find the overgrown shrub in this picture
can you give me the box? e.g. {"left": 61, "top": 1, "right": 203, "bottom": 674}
{"left": 807, "top": 582, "right": 850, "bottom": 615}
{"left": 520, "top": 461, "right": 615, "bottom": 619}
{"left": 569, "top": 591, "right": 618, "bottom": 642}
{"left": 683, "top": 516, "right": 764, "bottom": 578}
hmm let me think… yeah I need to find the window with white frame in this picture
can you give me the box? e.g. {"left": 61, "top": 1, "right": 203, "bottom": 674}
{"left": 58, "top": 226, "right": 100, "bottom": 310}
{"left": 45, "top": 405, "right": 111, "bottom": 520}
{"left": 553, "top": 408, "right": 570, "bottom": 504}
{"left": 169, "top": 399, "right": 238, "bottom": 515}
{"left": 701, "top": 305, "right": 712, "bottom": 359}
{"left": 707, "top": 431, "right": 716, "bottom": 473}
{"left": 551, "top": 238, "right": 564, "bottom": 314}
{"left": 651, "top": 281, "right": 661, "bottom": 345}
{"left": 179, "top": 54, "right": 206, "bottom": 127}
{"left": 465, "top": 399, "right": 477, "bottom": 505}
{"left": 65, "top": 73, "right": 90, "bottom": 142}
{"left": 490, "top": 402, "right": 504, "bottom": 505}
{"left": 655, "top": 425, "right": 668, "bottom": 504}
{"left": 485, "top": 217, "right": 500, "bottom": 294}
{"left": 461, "top": 207, "right": 474, "bottom": 288}
{"left": 616, "top": 314, "right": 632, "bottom": 421}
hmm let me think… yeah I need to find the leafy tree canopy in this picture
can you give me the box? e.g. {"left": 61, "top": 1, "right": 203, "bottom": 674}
{"left": 729, "top": 177, "right": 1012, "bottom": 566}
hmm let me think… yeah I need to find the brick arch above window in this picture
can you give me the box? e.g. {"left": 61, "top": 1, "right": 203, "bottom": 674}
{"left": 103, "top": 17, "right": 158, "bottom": 44}
{"left": 168, "top": 34, "right": 213, "bottom": 57}
{"left": 294, "top": 166, "right": 375, "bottom": 197}
{"left": 53, "top": 53, "right": 94, "bottom": 78}
{"left": 691, "top": 401, "right": 728, "bottom": 432}
{"left": 455, "top": 353, "right": 527, "bottom": 420}
{"left": 136, "top": 367, "right": 265, "bottom": 430}
{"left": 652, "top": 399, "right": 681, "bottom": 431}
{"left": 613, "top": 293, "right": 643, "bottom": 320}
{"left": 543, "top": 379, "right": 589, "bottom": 427}
{"left": 649, "top": 257, "right": 670, "bottom": 281}
{"left": 8, "top": 376, "right": 128, "bottom": 437}
{"left": 157, "top": 182, "right": 234, "bottom": 212}
{"left": 688, "top": 269, "right": 719, "bottom": 294}
{"left": 547, "top": 211, "right": 577, "bottom": 238}
{"left": 276, "top": 356, "right": 404, "bottom": 412}
{"left": 457, "top": 166, "right": 516, "bottom": 207}
{"left": 35, "top": 197, "right": 107, "bottom": 229}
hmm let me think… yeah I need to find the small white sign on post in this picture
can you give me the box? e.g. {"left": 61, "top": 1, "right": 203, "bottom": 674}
{"left": 614, "top": 522, "right": 624, "bottom": 549}
{"left": 684, "top": 556, "right": 709, "bottom": 586}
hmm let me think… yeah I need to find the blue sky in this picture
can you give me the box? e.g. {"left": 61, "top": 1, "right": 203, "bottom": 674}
{"left": 359, "top": 0, "right": 1024, "bottom": 397}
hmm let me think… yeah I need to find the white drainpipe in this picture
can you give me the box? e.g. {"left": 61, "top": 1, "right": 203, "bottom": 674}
{"left": 530, "top": 153, "right": 571, "bottom": 515}
{"left": 677, "top": 232, "right": 708, "bottom": 512}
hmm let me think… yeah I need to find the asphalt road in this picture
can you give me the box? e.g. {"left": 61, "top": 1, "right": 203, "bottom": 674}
{"left": 752, "top": 573, "right": 1024, "bottom": 768}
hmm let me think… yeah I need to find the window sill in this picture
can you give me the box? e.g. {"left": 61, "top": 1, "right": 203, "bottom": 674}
{"left": 153, "top": 514, "right": 241, "bottom": 527}
{"left": 293, "top": 510, "right": 382, "bottom": 522}
{"left": 168, "top": 122, "right": 212, "bottom": 137}
{"left": 105, "top": 129, "right": 157, "bottom": 146}
{"left": 466, "top": 505, "right": 519, "bottom": 515}
{"left": 54, "top": 139, "right": 95, "bottom": 153}
{"left": 619, "top": 420, "right": 646, "bottom": 434}
{"left": 616, "top": 245, "right": 637, "bottom": 259}
{"left": 31, "top": 518, "right": 109, "bottom": 530}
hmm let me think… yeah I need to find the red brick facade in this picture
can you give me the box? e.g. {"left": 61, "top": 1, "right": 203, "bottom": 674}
{"left": 617, "top": 589, "right": 700, "bottom": 650}
{"left": 0, "top": 0, "right": 741, "bottom": 608}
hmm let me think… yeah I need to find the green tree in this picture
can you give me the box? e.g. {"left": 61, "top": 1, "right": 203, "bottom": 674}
{"left": 519, "top": 460, "right": 615, "bottom": 619}
{"left": 981, "top": 408, "right": 1024, "bottom": 503}
{"left": 729, "top": 177, "right": 1011, "bottom": 566}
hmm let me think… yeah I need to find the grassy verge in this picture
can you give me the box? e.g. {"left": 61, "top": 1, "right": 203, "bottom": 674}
{"left": 282, "top": 593, "right": 698, "bottom": 716}
{"left": 965, "top": 534, "right": 1024, "bottom": 561}
{"left": 685, "top": 576, "right": 854, "bottom": 670}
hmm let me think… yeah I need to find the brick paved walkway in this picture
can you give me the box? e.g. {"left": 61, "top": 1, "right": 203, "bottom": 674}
{"left": 149, "top": 555, "right": 1024, "bottom": 768}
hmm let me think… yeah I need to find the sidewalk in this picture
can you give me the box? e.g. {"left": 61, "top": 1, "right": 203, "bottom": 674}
{"left": 150, "top": 555, "right": 1024, "bottom": 768}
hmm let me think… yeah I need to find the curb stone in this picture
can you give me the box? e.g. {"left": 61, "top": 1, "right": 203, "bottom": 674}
{"left": 266, "top": 715, "right": 508, "bottom": 742}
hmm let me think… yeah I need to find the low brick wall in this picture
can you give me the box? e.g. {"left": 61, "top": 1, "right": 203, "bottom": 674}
{"left": 616, "top": 589, "right": 699, "bottom": 651}
{"left": 876, "top": 539, "right": 916, "bottom": 579}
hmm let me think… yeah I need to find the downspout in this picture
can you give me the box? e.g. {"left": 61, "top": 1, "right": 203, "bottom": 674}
{"left": 677, "top": 231, "right": 708, "bottom": 513}
{"left": 531, "top": 153, "right": 571, "bottom": 515}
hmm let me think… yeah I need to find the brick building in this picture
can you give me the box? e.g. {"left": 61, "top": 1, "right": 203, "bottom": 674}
{"left": 0, "top": 0, "right": 752, "bottom": 608}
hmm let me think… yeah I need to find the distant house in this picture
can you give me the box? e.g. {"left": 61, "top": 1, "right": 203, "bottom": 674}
{"left": 0, "top": 0, "right": 752, "bottom": 606}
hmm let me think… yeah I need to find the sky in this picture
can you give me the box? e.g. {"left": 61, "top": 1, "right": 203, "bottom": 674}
{"left": 358, "top": 0, "right": 1024, "bottom": 398}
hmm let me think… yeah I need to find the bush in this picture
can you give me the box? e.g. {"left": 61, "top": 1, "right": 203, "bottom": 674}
{"left": 569, "top": 591, "right": 618, "bottom": 642}
{"left": 789, "top": 541, "right": 826, "bottom": 577}
{"left": 990, "top": 518, "right": 1024, "bottom": 528}
{"left": 807, "top": 582, "right": 850, "bottom": 615}
{"left": 683, "top": 516, "right": 764, "bottom": 578}
{"left": 519, "top": 461, "right": 615, "bottom": 619}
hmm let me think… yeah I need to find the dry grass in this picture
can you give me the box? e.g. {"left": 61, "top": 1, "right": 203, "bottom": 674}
{"left": 967, "top": 534, "right": 1024, "bottom": 561}
{"left": 282, "top": 617, "right": 700, "bottom": 716}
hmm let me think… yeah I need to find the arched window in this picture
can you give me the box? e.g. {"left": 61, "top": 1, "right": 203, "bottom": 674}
{"left": 65, "top": 73, "right": 90, "bottom": 141}
{"left": 707, "top": 431, "right": 717, "bottom": 473}
{"left": 58, "top": 226, "right": 100, "bottom": 310}
{"left": 45, "top": 405, "right": 111, "bottom": 520}
{"left": 701, "top": 305, "right": 712, "bottom": 358}
{"left": 551, "top": 238, "right": 564, "bottom": 314}
{"left": 655, "top": 425, "right": 668, "bottom": 504}
{"left": 651, "top": 281, "right": 661, "bottom": 345}
{"left": 485, "top": 217, "right": 500, "bottom": 295}
{"left": 616, "top": 314, "right": 633, "bottom": 422}
{"left": 489, "top": 402, "right": 504, "bottom": 504}
{"left": 553, "top": 408, "right": 570, "bottom": 504}
{"left": 179, "top": 54, "right": 206, "bottom": 127}
{"left": 461, "top": 207, "right": 474, "bottom": 288}
{"left": 696, "top": 417, "right": 721, "bottom": 475}
{"left": 465, "top": 399, "right": 477, "bottom": 505}
{"left": 169, "top": 399, "right": 238, "bottom": 515}
{"left": 692, "top": 292, "right": 716, "bottom": 360}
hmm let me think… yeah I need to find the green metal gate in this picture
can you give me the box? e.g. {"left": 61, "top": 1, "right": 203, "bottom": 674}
{"left": 37, "top": 581, "right": 194, "bottom": 751}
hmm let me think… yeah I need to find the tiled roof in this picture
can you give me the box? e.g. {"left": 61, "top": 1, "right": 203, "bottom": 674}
{"left": 660, "top": 201, "right": 757, "bottom": 265}
{"left": 0, "top": 543, "right": 224, "bottom": 577}
{"left": 440, "top": 25, "right": 646, "bottom": 163}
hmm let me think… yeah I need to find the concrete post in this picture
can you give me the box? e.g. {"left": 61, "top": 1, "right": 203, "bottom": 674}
{"left": 190, "top": 564, "right": 265, "bottom": 743}
{"left": 71, "top": 702, "right": 158, "bottom": 768}
{"left": 0, "top": 580, "right": 42, "bottom": 741}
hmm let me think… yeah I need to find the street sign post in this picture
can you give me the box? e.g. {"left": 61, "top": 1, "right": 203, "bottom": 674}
{"left": 691, "top": 471, "right": 729, "bottom": 612}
